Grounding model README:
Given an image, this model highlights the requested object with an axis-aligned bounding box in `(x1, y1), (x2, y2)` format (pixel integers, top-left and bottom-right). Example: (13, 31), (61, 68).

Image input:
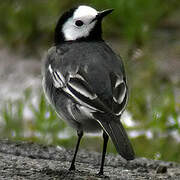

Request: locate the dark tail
(94, 113), (135, 160)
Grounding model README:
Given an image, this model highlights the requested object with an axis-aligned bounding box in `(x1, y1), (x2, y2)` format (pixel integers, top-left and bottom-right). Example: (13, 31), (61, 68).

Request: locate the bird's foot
(96, 171), (109, 178)
(97, 170), (104, 176)
(69, 164), (75, 171)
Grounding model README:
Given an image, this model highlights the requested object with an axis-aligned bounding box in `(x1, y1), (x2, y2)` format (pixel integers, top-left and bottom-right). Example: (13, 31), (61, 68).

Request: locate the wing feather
(48, 65), (109, 113)
(110, 72), (128, 115)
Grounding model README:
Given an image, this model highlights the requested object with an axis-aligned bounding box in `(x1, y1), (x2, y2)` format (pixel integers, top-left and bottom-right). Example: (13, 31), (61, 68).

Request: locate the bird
(42, 5), (135, 175)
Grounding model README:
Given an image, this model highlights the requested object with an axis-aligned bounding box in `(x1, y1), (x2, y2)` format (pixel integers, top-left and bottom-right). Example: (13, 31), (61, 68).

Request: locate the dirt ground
(0, 139), (179, 180)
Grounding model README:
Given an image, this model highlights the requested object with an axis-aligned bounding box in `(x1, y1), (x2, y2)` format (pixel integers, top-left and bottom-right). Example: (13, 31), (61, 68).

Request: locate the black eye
(75, 20), (84, 27)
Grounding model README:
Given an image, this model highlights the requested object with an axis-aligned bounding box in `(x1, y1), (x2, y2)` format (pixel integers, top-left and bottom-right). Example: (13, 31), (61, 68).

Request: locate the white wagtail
(42, 5), (135, 175)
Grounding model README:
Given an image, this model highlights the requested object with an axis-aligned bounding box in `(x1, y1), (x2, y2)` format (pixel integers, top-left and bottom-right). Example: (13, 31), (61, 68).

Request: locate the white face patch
(73, 5), (98, 19)
(62, 6), (98, 41)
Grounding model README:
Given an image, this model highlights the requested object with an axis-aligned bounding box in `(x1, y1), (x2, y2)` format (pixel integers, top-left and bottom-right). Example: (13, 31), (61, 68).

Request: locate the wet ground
(0, 48), (41, 103)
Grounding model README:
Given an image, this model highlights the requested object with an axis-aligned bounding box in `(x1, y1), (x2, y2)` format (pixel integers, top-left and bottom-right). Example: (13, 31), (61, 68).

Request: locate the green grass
(1, 89), (67, 144)
(127, 51), (179, 133)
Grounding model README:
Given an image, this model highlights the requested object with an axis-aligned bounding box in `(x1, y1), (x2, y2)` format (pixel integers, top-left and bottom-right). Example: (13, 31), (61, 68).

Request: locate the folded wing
(48, 64), (134, 160)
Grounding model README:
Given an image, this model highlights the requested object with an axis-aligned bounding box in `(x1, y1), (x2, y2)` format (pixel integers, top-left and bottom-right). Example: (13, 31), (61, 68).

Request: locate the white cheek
(62, 19), (96, 41)
(65, 27), (86, 41)
(63, 27), (80, 41)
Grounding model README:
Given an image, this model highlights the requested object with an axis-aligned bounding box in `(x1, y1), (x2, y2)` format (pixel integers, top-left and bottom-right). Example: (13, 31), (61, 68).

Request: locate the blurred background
(0, 0), (180, 162)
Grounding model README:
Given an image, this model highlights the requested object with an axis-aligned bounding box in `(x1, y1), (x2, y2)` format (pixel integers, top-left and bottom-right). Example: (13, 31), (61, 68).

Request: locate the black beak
(92, 9), (114, 22)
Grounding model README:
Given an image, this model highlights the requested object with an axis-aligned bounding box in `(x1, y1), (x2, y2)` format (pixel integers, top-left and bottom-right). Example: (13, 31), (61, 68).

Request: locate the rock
(156, 165), (167, 174)
(0, 139), (179, 179)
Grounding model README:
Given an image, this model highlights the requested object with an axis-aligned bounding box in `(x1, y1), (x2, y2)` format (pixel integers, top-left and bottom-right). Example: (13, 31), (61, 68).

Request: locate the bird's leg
(69, 130), (83, 171)
(98, 131), (109, 175)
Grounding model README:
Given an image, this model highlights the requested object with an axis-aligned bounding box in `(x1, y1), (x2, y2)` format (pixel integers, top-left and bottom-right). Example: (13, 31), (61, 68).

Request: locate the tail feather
(94, 113), (135, 160)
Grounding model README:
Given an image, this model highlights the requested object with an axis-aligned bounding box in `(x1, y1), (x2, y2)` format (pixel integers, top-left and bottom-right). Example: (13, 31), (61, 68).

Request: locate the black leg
(98, 131), (109, 175)
(69, 130), (83, 171)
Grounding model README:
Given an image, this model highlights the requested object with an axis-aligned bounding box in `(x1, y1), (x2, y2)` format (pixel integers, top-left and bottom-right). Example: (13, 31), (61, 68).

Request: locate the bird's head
(54, 5), (113, 45)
